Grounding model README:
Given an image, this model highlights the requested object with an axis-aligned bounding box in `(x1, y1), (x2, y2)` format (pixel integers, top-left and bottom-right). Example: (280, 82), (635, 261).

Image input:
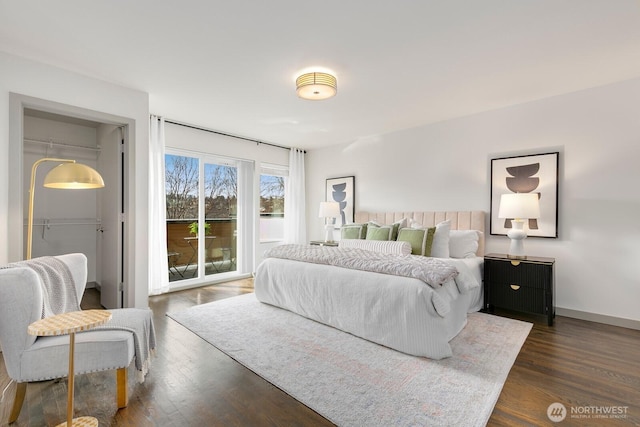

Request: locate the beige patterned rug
(169, 293), (531, 427)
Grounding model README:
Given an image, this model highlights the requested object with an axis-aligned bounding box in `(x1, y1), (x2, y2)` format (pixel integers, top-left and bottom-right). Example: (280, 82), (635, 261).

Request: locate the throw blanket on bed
(8, 256), (79, 318)
(264, 244), (458, 288)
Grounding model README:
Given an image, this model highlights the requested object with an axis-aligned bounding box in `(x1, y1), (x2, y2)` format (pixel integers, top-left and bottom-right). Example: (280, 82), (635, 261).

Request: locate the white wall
(306, 78), (640, 325)
(0, 51), (150, 308)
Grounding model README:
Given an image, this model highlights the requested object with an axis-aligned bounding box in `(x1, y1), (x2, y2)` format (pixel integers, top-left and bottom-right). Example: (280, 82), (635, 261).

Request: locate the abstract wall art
(326, 176), (355, 227)
(490, 152), (559, 238)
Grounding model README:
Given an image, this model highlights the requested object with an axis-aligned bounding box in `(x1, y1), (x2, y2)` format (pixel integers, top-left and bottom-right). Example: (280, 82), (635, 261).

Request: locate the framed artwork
(490, 152), (559, 238)
(326, 176), (355, 227)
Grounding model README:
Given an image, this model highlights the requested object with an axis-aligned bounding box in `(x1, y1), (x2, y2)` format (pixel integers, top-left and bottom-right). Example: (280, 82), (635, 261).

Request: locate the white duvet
(254, 256), (483, 359)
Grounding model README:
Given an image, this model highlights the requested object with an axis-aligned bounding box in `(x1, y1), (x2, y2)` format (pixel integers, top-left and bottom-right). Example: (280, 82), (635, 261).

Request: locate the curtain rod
(163, 119), (304, 153)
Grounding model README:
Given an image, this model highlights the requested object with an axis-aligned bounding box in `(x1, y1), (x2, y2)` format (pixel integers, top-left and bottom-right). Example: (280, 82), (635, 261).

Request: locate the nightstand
(484, 253), (555, 326)
(309, 240), (339, 247)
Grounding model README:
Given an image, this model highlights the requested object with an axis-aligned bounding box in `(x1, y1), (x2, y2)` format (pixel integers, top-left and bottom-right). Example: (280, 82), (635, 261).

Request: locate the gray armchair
(0, 253), (148, 424)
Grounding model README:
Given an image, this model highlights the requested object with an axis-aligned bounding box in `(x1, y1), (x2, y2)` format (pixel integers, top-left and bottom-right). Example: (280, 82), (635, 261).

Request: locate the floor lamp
(27, 158), (105, 260)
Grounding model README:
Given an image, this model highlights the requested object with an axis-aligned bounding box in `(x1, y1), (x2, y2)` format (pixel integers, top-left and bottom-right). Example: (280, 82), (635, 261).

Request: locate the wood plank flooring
(2, 279), (639, 426)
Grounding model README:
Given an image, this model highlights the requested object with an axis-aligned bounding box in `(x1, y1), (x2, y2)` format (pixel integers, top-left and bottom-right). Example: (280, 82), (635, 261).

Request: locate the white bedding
(254, 255), (483, 359)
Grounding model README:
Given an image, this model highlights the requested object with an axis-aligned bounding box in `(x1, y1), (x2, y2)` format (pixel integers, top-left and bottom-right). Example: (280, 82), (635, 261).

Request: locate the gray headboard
(354, 211), (485, 256)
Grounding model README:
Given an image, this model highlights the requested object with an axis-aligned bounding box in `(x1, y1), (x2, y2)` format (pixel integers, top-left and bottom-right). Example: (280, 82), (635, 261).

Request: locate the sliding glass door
(203, 162), (237, 276)
(165, 152), (238, 283)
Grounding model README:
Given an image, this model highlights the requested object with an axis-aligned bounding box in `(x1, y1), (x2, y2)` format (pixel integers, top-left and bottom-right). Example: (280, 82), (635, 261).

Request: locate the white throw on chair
(0, 253), (155, 424)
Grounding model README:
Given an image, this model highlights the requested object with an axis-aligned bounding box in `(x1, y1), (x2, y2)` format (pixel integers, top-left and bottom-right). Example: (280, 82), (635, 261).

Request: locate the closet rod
(24, 137), (101, 152)
(30, 222), (102, 227)
(163, 119), (305, 153)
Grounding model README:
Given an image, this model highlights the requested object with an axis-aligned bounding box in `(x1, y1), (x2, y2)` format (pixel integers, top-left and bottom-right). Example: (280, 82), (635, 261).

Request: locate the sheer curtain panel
(284, 148), (306, 244)
(148, 115), (170, 295)
(236, 160), (255, 273)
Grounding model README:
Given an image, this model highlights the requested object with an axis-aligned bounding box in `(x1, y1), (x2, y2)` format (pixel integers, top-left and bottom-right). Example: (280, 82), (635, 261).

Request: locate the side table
(28, 310), (112, 427)
(309, 240), (339, 247)
(484, 253), (555, 326)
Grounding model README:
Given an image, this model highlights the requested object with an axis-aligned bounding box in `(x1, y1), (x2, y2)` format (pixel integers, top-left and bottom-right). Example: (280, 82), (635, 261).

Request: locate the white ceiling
(2, 1), (640, 150)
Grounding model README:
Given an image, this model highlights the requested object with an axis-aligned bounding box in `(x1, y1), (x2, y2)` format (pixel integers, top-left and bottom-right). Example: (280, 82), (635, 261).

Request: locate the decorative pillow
(339, 239), (412, 255)
(396, 227), (436, 256)
(391, 218), (408, 239)
(341, 223), (368, 239)
(368, 218), (407, 240)
(449, 230), (480, 258)
(366, 225), (393, 241)
(430, 220), (451, 258)
(409, 218), (423, 229)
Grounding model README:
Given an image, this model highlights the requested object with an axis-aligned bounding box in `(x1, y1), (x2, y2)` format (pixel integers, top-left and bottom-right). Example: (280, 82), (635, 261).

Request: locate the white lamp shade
(498, 193), (540, 219)
(43, 163), (105, 189)
(319, 201), (340, 218)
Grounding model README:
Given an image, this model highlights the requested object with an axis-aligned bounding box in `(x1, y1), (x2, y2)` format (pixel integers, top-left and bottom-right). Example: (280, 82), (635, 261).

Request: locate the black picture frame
(326, 176), (355, 227)
(490, 152), (559, 238)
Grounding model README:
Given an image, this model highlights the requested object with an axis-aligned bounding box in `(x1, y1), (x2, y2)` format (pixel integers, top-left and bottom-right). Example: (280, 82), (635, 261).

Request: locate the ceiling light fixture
(296, 72), (337, 100)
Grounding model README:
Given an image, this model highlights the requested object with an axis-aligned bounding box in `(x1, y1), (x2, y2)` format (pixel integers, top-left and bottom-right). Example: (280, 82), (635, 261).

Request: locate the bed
(254, 211), (485, 359)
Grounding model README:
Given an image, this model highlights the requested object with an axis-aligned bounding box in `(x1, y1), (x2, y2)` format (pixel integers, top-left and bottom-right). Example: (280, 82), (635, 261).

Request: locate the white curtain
(284, 148), (306, 244)
(236, 160), (255, 273)
(148, 115), (170, 295)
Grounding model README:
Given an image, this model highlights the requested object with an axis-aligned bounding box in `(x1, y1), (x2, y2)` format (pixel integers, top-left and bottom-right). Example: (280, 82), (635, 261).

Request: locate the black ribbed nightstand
(484, 253), (555, 326)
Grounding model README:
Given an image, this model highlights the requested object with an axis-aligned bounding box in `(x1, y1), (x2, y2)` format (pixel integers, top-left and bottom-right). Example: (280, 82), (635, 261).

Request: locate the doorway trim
(9, 93), (136, 306)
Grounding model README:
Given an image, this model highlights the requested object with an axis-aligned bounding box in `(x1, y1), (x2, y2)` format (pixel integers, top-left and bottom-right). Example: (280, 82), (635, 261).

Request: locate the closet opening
(9, 94), (133, 309)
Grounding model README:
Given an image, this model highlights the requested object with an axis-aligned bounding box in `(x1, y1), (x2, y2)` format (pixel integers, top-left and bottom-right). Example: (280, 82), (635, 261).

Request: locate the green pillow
(367, 219), (406, 240)
(397, 227), (436, 256)
(366, 225), (393, 241)
(341, 223), (368, 239)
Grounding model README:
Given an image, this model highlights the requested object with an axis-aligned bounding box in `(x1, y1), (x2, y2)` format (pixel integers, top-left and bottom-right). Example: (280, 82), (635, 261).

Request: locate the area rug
(168, 293), (532, 427)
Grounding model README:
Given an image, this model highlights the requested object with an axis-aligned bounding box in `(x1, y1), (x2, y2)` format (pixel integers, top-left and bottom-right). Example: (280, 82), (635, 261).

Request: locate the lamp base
(324, 224), (335, 243)
(506, 219), (528, 259)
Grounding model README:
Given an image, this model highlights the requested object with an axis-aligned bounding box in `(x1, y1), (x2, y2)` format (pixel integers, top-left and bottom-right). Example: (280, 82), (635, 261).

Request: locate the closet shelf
(24, 138), (101, 152)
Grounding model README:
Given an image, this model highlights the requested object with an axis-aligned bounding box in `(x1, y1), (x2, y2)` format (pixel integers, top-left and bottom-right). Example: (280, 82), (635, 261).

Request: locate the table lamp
(498, 193), (540, 259)
(318, 201), (340, 243)
(27, 158), (105, 259)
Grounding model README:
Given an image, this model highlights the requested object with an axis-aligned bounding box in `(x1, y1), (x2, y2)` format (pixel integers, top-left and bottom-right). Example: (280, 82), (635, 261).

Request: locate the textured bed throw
(264, 244), (458, 288)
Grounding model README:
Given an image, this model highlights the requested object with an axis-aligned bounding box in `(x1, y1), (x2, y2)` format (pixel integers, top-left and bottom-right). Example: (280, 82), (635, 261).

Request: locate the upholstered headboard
(354, 211), (485, 256)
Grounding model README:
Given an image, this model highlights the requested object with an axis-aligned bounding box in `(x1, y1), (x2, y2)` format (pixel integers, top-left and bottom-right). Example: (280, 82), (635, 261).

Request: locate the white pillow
(430, 220), (451, 258)
(394, 217), (409, 230)
(449, 230), (480, 258)
(339, 239), (412, 255)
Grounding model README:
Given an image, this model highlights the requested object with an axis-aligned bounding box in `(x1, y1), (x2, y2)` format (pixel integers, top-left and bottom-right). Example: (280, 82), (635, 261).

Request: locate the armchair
(0, 253), (151, 424)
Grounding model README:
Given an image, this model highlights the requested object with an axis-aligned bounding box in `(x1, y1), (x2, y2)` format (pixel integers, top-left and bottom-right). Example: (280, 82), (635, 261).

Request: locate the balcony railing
(167, 218), (236, 281)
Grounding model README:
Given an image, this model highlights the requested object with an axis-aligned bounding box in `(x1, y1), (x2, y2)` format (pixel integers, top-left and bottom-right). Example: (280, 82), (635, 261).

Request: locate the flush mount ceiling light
(296, 72), (337, 100)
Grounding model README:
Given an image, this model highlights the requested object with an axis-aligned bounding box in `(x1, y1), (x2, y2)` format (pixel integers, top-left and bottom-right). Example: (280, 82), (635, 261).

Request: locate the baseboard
(557, 307), (640, 331)
(168, 273), (253, 293)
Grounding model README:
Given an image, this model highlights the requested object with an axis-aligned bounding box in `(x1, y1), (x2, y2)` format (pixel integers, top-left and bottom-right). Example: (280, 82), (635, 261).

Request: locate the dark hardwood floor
(2, 280), (639, 426)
